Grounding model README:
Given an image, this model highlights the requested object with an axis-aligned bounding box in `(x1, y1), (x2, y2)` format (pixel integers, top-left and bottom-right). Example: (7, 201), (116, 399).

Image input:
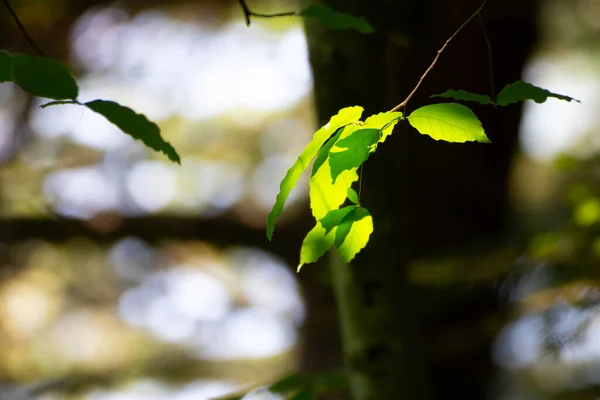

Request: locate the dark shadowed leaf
(408, 103), (490, 143)
(269, 375), (309, 394)
(496, 81), (580, 106)
(0, 51), (12, 82)
(300, 3), (374, 34)
(11, 54), (78, 100)
(329, 128), (380, 182)
(431, 89), (492, 105)
(290, 388), (316, 400)
(85, 100), (180, 163)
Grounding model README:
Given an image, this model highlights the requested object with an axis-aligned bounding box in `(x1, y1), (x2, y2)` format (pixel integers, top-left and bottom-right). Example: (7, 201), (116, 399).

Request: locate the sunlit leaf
(267, 106), (363, 239)
(312, 127), (344, 177)
(299, 222), (336, 270)
(496, 81), (579, 106)
(310, 125), (360, 220)
(300, 3), (374, 34)
(363, 111), (403, 143)
(347, 188), (359, 205)
(335, 207), (373, 263)
(0, 51), (12, 82)
(11, 54), (78, 100)
(431, 89), (492, 105)
(85, 100), (180, 163)
(329, 128), (380, 182)
(320, 206), (356, 234)
(574, 198), (600, 226)
(408, 103), (490, 143)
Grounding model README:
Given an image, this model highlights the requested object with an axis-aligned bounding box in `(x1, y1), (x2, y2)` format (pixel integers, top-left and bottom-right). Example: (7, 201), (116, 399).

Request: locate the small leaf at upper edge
(85, 100), (180, 163)
(431, 89), (492, 105)
(299, 3), (374, 34)
(496, 80), (580, 106)
(347, 188), (359, 205)
(267, 106), (364, 240)
(11, 53), (79, 100)
(408, 103), (490, 143)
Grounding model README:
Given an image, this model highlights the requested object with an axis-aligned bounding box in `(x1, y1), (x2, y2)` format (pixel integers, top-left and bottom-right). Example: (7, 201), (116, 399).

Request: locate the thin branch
(2, 0), (45, 56)
(237, 0), (297, 27)
(478, 12), (495, 102)
(389, 0), (490, 112)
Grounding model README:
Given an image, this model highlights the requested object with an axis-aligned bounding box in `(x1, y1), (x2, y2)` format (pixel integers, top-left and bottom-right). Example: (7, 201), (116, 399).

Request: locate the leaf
(319, 206), (356, 234)
(300, 3), (374, 34)
(11, 53), (79, 100)
(496, 81), (580, 106)
(335, 207), (373, 263)
(85, 100), (180, 163)
(267, 106), (363, 240)
(290, 389), (315, 400)
(431, 89), (492, 105)
(574, 198), (600, 227)
(347, 188), (359, 205)
(408, 103), (490, 143)
(270, 375), (309, 394)
(299, 222), (336, 270)
(310, 124), (360, 221)
(329, 128), (380, 183)
(0, 51), (12, 82)
(363, 111), (403, 143)
(312, 127), (344, 177)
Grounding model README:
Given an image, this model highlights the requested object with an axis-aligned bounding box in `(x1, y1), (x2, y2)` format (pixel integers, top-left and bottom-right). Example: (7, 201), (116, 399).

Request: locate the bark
(303, 0), (537, 398)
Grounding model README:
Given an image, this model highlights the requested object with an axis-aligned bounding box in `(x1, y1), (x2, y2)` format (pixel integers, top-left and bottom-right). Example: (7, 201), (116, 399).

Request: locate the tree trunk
(303, 0), (537, 399)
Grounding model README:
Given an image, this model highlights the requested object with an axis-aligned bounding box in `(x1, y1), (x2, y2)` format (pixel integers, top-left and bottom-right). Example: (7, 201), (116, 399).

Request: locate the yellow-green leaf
(363, 111), (403, 143)
(346, 188), (359, 205)
(267, 106), (363, 239)
(408, 103), (490, 143)
(335, 207), (373, 263)
(299, 222), (336, 270)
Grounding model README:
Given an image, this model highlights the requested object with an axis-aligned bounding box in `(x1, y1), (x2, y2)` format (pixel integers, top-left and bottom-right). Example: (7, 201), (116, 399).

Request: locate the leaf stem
(237, 0), (297, 27)
(389, 0), (490, 112)
(2, 0), (45, 56)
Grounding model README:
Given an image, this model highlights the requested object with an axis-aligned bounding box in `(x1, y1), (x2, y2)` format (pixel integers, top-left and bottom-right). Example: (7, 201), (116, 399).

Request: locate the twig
(478, 12), (495, 102)
(389, 0), (490, 112)
(237, 0), (297, 27)
(2, 0), (45, 56)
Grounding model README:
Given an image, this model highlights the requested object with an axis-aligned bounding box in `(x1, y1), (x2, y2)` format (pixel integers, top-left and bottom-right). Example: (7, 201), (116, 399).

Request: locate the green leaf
(312, 127), (344, 177)
(0, 51), (12, 82)
(431, 89), (492, 105)
(270, 375), (309, 394)
(84, 100), (180, 163)
(319, 206), (356, 234)
(363, 111), (403, 143)
(408, 103), (490, 143)
(329, 128), (380, 183)
(335, 207), (373, 263)
(347, 188), (359, 205)
(574, 198), (600, 226)
(267, 106), (363, 240)
(310, 125), (360, 220)
(11, 54), (79, 100)
(299, 222), (336, 270)
(300, 3), (374, 34)
(496, 81), (580, 106)
(290, 388), (315, 400)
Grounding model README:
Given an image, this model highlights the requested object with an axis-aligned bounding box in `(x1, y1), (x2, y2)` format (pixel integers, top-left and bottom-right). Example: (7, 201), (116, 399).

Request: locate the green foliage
(0, 51), (12, 82)
(85, 100), (180, 164)
(347, 188), (359, 205)
(334, 206), (373, 263)
(496, 80), (580, 106)
(408, 103), (490, 143)
(1, 52), (78, 99)
(329, 128), (380, 182)
(266, 106), (364, 240)
(431, 89), (492, 105)
(300, 3), (374, 34)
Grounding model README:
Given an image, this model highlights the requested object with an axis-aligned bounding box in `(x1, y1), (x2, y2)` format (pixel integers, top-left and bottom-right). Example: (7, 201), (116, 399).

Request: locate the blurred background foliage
(0, 0), (599, 399)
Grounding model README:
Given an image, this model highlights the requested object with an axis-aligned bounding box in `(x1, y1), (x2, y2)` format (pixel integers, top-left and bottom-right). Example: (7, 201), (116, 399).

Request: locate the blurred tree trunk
(303, 0), (537, 399)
